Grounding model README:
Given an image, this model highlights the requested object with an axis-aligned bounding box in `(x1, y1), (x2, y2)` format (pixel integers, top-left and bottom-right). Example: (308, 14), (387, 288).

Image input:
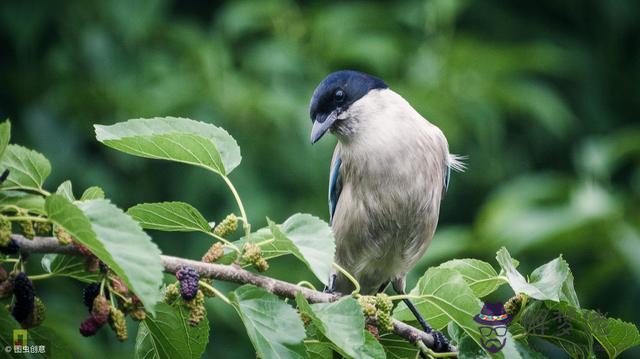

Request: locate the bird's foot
(430, 330), (453, 353)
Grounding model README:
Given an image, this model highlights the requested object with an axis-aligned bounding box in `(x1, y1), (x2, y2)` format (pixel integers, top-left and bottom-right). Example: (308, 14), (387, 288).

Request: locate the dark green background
(1, 0), (638, 357)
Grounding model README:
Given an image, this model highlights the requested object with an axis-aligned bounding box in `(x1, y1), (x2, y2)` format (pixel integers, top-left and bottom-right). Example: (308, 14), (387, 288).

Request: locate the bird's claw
(431, 330), (452, 353)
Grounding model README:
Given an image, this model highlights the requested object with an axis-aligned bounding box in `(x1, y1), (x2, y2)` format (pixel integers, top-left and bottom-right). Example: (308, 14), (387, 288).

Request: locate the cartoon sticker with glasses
(473, 302), (512, 353)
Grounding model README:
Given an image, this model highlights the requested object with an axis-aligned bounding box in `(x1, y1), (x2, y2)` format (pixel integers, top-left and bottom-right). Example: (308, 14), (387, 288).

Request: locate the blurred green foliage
(1, 0), (638, 357)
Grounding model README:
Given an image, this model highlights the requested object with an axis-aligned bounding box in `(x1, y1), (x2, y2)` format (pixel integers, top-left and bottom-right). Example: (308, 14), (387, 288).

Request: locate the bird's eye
(334, 89), (345, 102)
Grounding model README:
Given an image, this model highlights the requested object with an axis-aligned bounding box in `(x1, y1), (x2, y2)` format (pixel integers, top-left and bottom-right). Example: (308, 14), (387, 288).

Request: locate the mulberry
(377, 310), (393, 332)
(241, 243), (261, 263)
(130, 308), (146, 321)
(22, 297), (46, 328)
(0, 215), (11, 246)
(83, 283), (101, 312)
(79, 316), (102, 337)
(34, 221), (52, 236)
(0, 239), (19, 255)
(358, 296), (377, 317)
(54, 227), (73, 245)
(110, 277), (129, 296)
(202, 242), (224, 263)
(163, 283), (180, 303)
(184, 290), (206, 326)
(213, 214), (238, 238)
(11, 273), (35, 323)
(91, 295), (110, 325)
(19, 220), (35, 240)
(375, 293), (392, 313)
(109, 308), (128, 341)
(176, 266), (200, 301)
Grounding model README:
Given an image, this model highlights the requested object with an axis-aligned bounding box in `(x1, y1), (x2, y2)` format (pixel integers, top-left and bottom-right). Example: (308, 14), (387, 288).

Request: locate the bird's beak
(310, 110), (338, 144)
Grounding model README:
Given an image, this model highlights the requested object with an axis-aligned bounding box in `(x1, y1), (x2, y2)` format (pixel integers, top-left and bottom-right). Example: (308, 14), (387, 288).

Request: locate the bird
(309, 70), (463, 352)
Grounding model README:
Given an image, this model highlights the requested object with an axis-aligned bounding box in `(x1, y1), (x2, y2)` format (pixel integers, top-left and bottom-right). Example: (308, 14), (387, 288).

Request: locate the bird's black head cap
(309, 70), (387, 123)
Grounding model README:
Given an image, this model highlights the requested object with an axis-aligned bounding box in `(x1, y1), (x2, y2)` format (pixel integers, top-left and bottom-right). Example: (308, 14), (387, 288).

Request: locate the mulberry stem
(198, 280), (230, 305)
(332, 262), (360, 295)
(27, 273), (54, 281)
(222, 176), (250, 236)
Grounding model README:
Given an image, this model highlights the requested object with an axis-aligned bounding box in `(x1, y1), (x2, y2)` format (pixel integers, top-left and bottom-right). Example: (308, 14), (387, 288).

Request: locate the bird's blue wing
(328, 153), (342, 225)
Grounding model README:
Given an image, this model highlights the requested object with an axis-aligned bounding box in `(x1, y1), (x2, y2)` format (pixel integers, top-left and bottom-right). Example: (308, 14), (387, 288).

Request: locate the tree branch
(11, 234), (448, 352)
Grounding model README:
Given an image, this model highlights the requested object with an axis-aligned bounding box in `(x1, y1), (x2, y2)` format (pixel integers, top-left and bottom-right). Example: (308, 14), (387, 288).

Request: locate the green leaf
(127, 202), (211, 233)
(80, 186), (105, 200)
(560, 271), (580, 308)
(296, 293), (379, 359)
(379, 334), (419, 359)
(520, 301), (593, 358)
(393, 268), (483, 348)
(361, 331), (386, 359)
(56, 180), (75, 201)
(230, 285), (307, 359)
(0, 119), (10, 159)
(0, 144), (51, 193)
(439, 258), (506, 297)
(268, 214), (336, 286)
(41, 254), (99, 283)
(305, 341), (333, 359)
(95, 117), (241, 175)
(495, 247), (569, 302)
(583, 309), (640, 358)
(0, 190), (45, 214)
(45, 195), (163, 314)
(449, 322), (546, 359)
(135, 302), (209, 359)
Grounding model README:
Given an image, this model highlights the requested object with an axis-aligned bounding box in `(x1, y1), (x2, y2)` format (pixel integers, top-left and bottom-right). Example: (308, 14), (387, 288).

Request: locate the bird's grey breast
(331, 90), (449, 293)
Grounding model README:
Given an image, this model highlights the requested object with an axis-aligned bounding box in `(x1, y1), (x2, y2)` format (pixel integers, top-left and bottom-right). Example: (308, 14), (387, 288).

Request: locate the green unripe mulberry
(109, 308), (128, 341)
(0, 215), (11, 246)
(213, 214), (238, 238)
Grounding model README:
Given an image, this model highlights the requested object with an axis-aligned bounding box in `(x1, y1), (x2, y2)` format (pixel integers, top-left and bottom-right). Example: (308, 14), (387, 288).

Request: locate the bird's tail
(448, 153), (467, 172)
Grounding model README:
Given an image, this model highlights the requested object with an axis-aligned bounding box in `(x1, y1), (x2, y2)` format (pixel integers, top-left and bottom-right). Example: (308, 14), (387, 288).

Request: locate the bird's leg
(392, 277), (452, 353)
(323, 273), (337, 293)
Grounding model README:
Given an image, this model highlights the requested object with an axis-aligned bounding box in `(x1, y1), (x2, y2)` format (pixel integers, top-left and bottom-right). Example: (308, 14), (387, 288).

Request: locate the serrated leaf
(496, 247), (569, 302)
(296, 293), (382, 359)
(268, 214), (335, 286)
(0, 120), (10, 159)
(0, 144), (51, 193)
(135, 302), (209, 359)
(41, 254), (99, 283)
(560, 271), (580, 308)
(230, 285), (307, 359)
(0, 190), (45, 214)
(305, 341), (333, 359)
(583, 309), (640, 358)
(127, 202), (211, 233)
(80, 186), (105, 200)
(520, 301), (593, 358)
(361, 331), (386, 359)
(45, 195), (163, 315)
(95, 117), (241, 175)
(379, 333), (419, 359)
(56, 180), (75, 201)
(393, 268), (484, 349)
(439, 258), (506, 297)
